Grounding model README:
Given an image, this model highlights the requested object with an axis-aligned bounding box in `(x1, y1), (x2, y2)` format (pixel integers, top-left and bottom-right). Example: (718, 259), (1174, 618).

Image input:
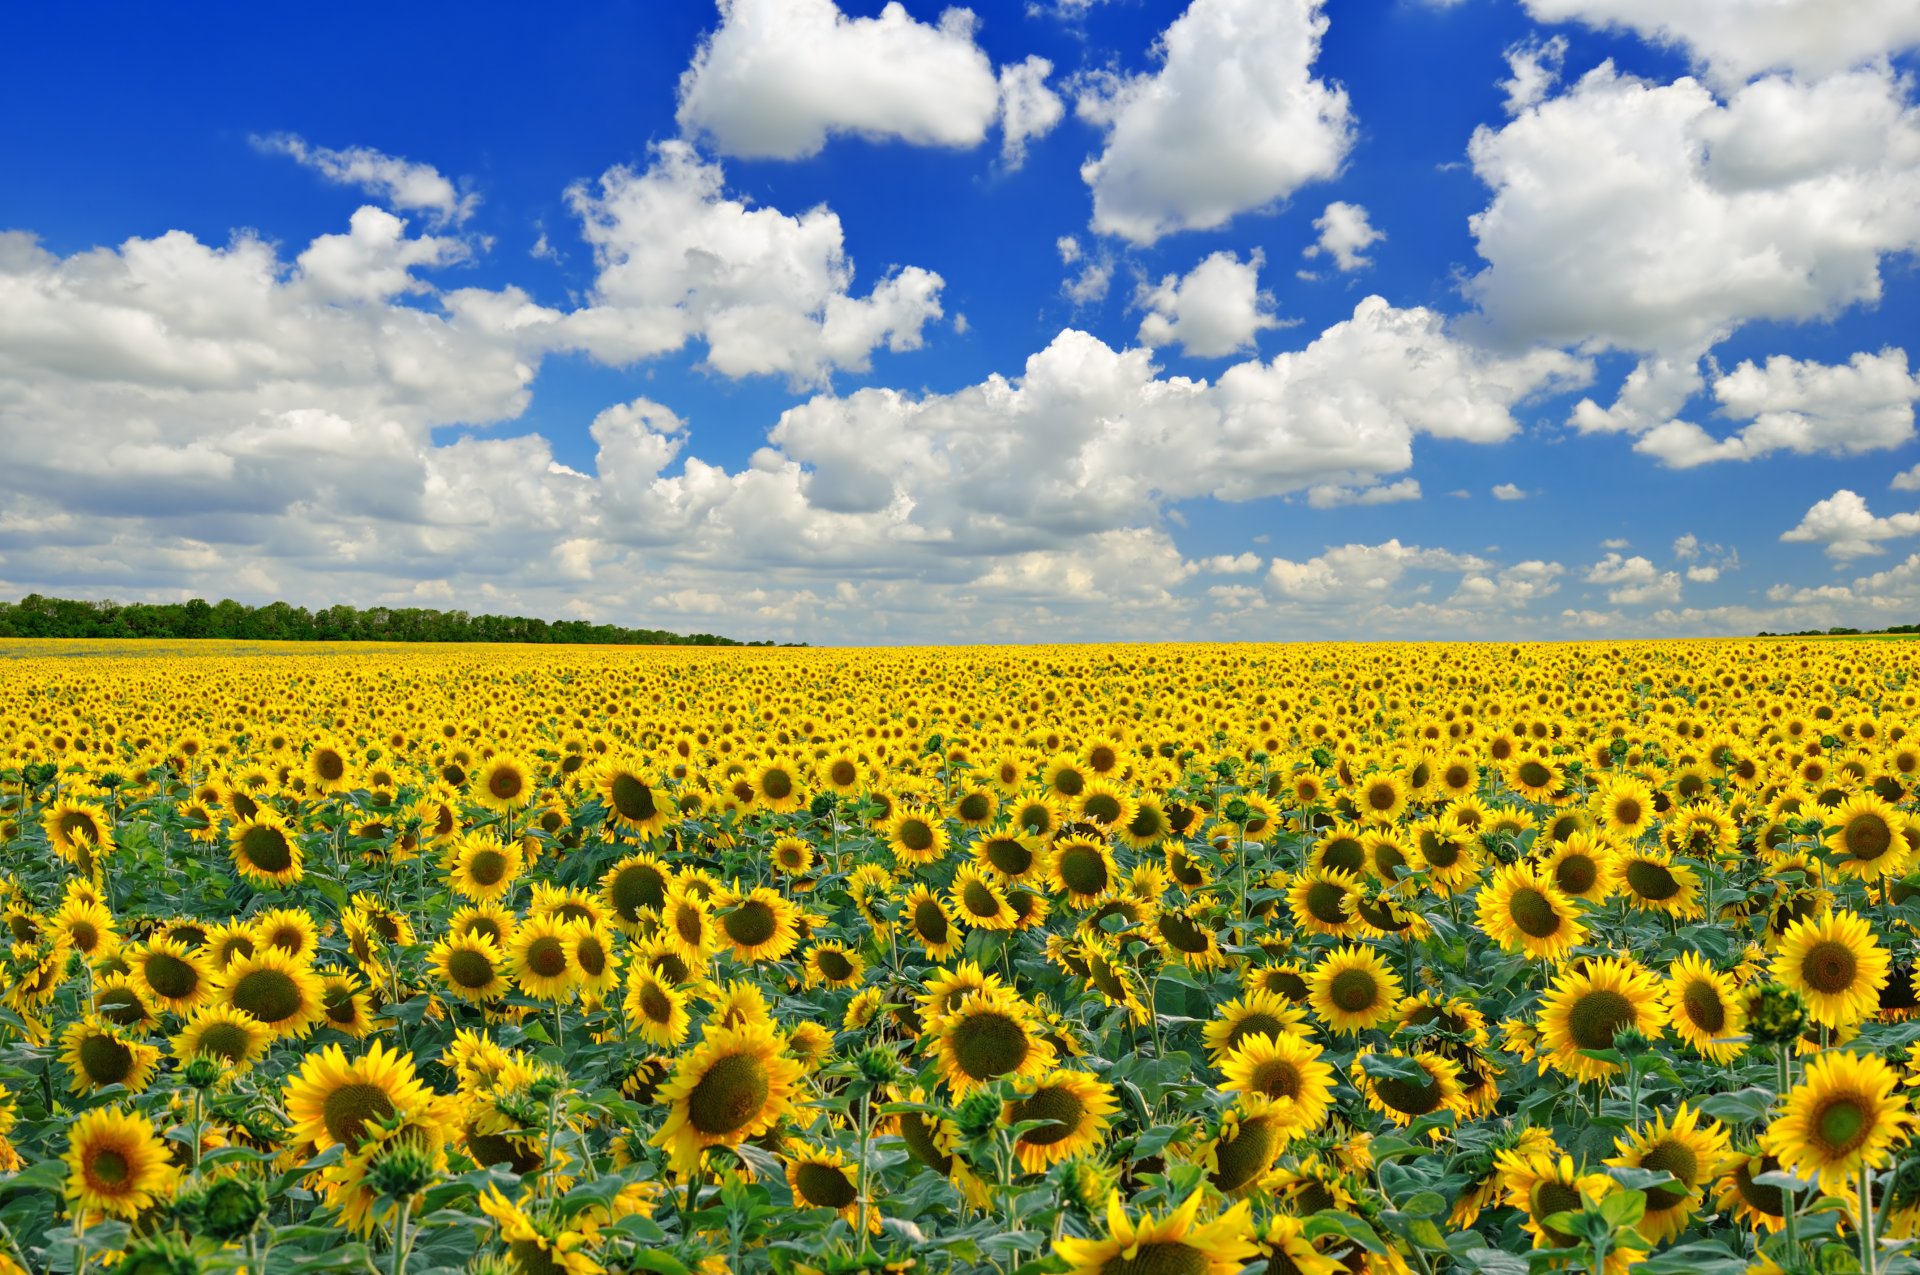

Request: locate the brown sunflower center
(793, 1160), (857, 1209)
(90, 1148), (131, 1188)
(1226, 1012), (1288, 1052)
(1372, 1066), (1444, 1116)
(1733, 1157), (1786, 1217)
(1625, 860), (1681, 902)
(1211, 1114), (1283, 1192)
(686, 1051), (771, 1136)
(609, 774), (657, 823)
(1082, 793), (1123, 824)
(1010, 1084), (1087, 1146)
(984, 838), (1034, 876)
(1553, 854), (1597, 896)
(1367, 783), (1397, 812)
(467, 849), (509, 887)
(1305, 881), (1349, 925)
(230, 968), (302, 1024)
(1509, 887), (1563, 938)
(1637, 1140), (1697, 1210)
(1681, 980), (1726, 1032)
(958, 793), (993, 822)
(962, 880), (1002, 918)
(949, 1010), (1030, 1081)
(1565, 989), (1633, 1051)
(1532, 1180), (1583, 1245)
(238, 824), (293, 873)
(1250, 1057), (1303, 1099)
(324, 1082), (397, 1149)
(145, 951), (200, 1001)
(487, 768), (524, 801)
(77, 1033), (133, 1084)
(1057, 846), (1110, 896)
(898, 818), (936, 853)
(1518, 761), (1553, 789)
(1101, 1241), (1211, 1275)
(525, 936), (570, 979)
(639, 983), (673, 1022)
(724, 901), (778, 948)
(1844, 813), (1895, 861)
(761, 769), (794, 801)
(1329, 969), (1381, 1014)
(195, 1021), (254, 1062)
(314, 750), (346, 782)
(914, 899), (951, 945)
(446, 948), (495, 989)
(815, 948), (856, 981)
(610, 864), (666, 920)
(1803, 940), (1859, 994)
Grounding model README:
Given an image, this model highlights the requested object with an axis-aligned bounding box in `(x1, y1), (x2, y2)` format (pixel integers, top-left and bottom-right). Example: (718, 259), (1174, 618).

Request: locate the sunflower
(769, 836), (814, 875)
(216, 945), (327, 1039)
(1772, 908), (1889, 1029)
(1495, 1150), (1614, 1252)
(1537, 831), (1618, 903)
(1616, 848), (1704, 918)
(802, 941), (865, 990)
(1827, 791), (1914, 879)
(596, 759), (670, 838)
(1287, 867), (1366, 939)
(1353, 772), (1408, 823)
(129, 936), (212, 1013)
(472, 752), (536, 813)
(285, 1040), (435, 1154)
(883, 807), (950, 867)
(451, 903), (517, 950)
(91, 977), (157, 1032)
(225, 809), (302, 886)
(1410, 813), (1481, 895)
(64, 1106), (175, 1220)
(901, 884), (962, 961)
(317, 966), (376, 1039)
(447, 832), (524, 904)
(305, 737), (356, 795)
(783, 1145), (868, 1227)
(1117, 796), (1174, 851)
(715, 887), (801, 964)
(50, 896), (117, 961)
(1055, 1193), (1256, 1275)
(1764, 1050), (1912, 1188)
(1535, 955), (1670, 1083)
(1203, 1098), (1294, 1195)
(1714, 1149), (1790, 1233)
(477, 1187), (602, 1275)
(1665, 952), (1747, 1063)
(1149, 903), (1227, 971)
(652, 1019), (807, 1176)
(931, 989), (1058, 1097)
(1047, 837), (1118, 907)
(1073, 779), (1138, 833)
(1257, 1217), (1339, 1275)
(1218, 1031), (1335, 1141)
(1202, 990), (1312, 1061)
(949, 865), (1018, 931)
(975, 830), (1044, 883)
(624, 967), (691, 1048)
(658, 885), (717, 970)
(59, 1016), (160, 1095)
(430, 933), (511, 1003)
(1476, 863), (1585, 961)
(1004, 1070), (1118, 1172)
(1352, 1048), (1465, 1129)
(600, 851), (673, 932)
(567, 923), (619, 1000)
(510, 914), (582, 1002)
(1606, 1103), (1731, 1243)
(1307, 945), (1405, 1035)
(171, 1004), (273, 1074)
(43, 799), (115, 874)
(951, 785), (1000, 830)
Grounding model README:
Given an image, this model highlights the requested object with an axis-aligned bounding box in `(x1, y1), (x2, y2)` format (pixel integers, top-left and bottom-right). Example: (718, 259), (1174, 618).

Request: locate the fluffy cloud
(1519, 0), (1920, 88)
(997, 56), (1066, 167)
(1491, 483), (1525, 500)
(255, 134), (477, 226)
(1466, 65), (1920, 355)
(675, 0), (1004, 159)
(1075, 0), (1353, 244)
(1305, 201), (1383, 271)
(1135, 250), (1280, 357)
(1501, 36), (1567, 114)
(1266, 540), (1485, 601)
(554, 142), (945, 385)
(1781, 490), (1920, 560)
(1638, 348), (1920, 466)
(1453, 559), (1565, 606)
(1583, 553), (1682, 604)
(1306, 478), (1420, 509)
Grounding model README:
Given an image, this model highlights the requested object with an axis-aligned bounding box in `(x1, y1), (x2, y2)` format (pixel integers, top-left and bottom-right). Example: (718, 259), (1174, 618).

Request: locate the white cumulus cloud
(255, 134), (478, 226)
(1135, 250), (1281, 358)
(1782, 490), (1920, 561)
(1305, 201), (1384, 271)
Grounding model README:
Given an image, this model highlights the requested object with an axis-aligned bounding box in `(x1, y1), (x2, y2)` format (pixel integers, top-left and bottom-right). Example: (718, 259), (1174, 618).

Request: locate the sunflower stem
(389, 1197), (412, 1275)
(1860, 1161), (1878, 1275)
(855, 1089), (872, 1252)
(1777, 1047), (1800, 1255)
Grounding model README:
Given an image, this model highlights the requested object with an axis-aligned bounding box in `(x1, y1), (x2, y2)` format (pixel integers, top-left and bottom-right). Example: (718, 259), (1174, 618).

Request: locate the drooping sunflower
(228, 809), (303, 886)
(1665, 952), (1748, 1063)
(1476, 863), (1585, 961)
(1617, 848), (1704, 919)
(472, 752), (536, 813)
(1202, 990), (1312, 1061)
(170, 1004), (273, 1074)
(430, 933), (511, 1004)
(64, 1106), (175, 1220)
(783, 1144), (868, 1227)
(1352, 1048), (1466, 1130)
(1827, 791), (1914, 879)
(715, 887), (801, 964)
(285, 1040), (435, 1154)
(477, 1186), (601, 1275)
(884, 807), (951, 868)
(1535, 955), (1670, 1083)
(1763, 1050), (1912, 1188)
(624, 967), (691, 1048)
(447, 832), (524, 904)
(1307, 944), (1405, 1035)
(59, 1015), (160, 1096)
(597, 759), (670, 838)
(1772, 908), (1890, 1029)
(1218, 1031), (1335, 1141)
(948, 865), (1018, 931)
(652, 1019), (807, 1176)
(216, 945), (327, 1040)
(1606, 1103), (1731, 1243)
(931, 989), (1058, 1097)
(1055, 1193), (1256, 1275)
(510, 914), (582, 1003)
(1003, 1069), (1118, 1172)
(1204, 1097), (1295, 1195)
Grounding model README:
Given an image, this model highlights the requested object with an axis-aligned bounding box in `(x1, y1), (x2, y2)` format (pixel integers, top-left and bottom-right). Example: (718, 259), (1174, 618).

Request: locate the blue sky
(3, 0), (1919, 643)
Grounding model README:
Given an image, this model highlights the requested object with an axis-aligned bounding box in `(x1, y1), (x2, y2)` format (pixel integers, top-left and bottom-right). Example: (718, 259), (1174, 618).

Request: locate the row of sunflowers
(0, 638), (1916, 1275)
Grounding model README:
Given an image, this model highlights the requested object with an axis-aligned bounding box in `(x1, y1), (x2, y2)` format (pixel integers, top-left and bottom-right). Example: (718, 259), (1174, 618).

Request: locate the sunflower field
(3, 638), (1920, 1275)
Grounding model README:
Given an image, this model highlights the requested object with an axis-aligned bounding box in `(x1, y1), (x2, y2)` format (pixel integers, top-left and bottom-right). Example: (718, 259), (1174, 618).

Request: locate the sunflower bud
(182, 1055), (223, 1091)
(368, 1138), (439, 1201)
(952, 1089), (1002, 1141)
(186, 1175), (268, 1241)
(1744, 982), (1810, 1044)
(527, 1073), (565, 1106)
(1222, 797), (1252, 824)
(117, 1234), (201, 1275)
(856, 1046), (903, 1087)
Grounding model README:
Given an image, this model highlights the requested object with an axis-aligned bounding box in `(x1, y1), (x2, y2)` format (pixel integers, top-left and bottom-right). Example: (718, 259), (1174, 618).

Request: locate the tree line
(0, 594), (777, 646)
